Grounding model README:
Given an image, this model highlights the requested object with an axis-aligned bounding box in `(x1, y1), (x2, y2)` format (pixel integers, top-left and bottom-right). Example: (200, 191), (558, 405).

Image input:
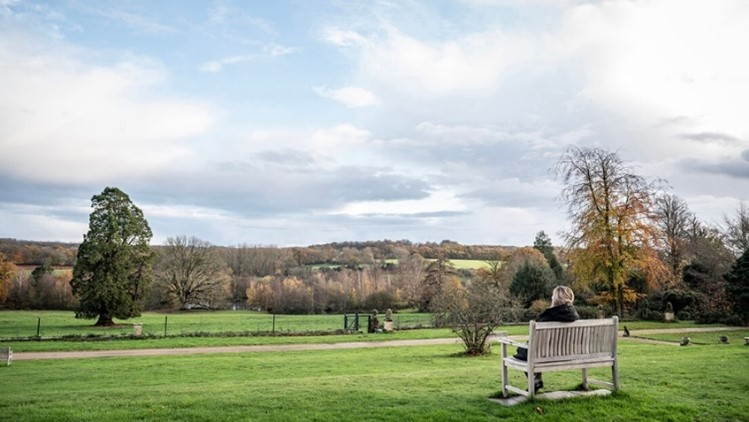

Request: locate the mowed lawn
(0, 310), (436, 340)
(2, 339), (748, 421)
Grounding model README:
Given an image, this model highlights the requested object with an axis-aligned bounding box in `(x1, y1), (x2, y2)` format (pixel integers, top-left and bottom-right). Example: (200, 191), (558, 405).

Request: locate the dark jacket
(514, 304), (579, 361)
(536, 304), (579, 322)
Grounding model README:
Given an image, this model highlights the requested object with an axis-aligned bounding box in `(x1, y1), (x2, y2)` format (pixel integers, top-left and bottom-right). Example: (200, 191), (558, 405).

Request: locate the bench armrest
(496, 337), (527, 348)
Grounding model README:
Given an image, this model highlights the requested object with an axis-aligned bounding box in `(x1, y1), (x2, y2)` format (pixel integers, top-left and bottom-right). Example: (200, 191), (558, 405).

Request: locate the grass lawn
(0, 310), (435, 339)
(1, 338), (748, 421)
(633, 329), (749, 345)
(0, 310), (733, 353)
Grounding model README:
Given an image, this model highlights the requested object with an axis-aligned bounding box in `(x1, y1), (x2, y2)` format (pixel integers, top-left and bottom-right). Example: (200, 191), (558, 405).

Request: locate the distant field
(448, 259), (491, 269)
(311, 259), (491, 270)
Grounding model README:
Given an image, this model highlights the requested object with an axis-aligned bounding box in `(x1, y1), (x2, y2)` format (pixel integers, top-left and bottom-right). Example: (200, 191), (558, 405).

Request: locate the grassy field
(0, 310), (436, 340)
(1, 335), (748, 421)
(0, 310), (729, 353)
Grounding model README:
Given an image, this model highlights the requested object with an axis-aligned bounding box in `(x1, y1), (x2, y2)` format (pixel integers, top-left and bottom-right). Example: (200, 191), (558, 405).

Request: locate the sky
(1, 0), (748, 248)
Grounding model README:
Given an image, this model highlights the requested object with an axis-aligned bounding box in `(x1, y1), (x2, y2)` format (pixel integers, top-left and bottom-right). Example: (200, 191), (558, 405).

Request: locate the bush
(529, 299), (550, 315)
(362, 291), (396, 312)
(677, 309), (692, 321)
(576, 305), (600, 319)
(694, 310), (737, 325)
(645, 311), (665, 322)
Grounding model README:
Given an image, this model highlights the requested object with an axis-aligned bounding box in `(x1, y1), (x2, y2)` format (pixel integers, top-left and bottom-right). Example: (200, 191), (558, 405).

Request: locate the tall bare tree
(155, 236), (229, 309)
(553, 146), (665, 316)
(724, 202), (749, 256)
(654, 193), (693, 285)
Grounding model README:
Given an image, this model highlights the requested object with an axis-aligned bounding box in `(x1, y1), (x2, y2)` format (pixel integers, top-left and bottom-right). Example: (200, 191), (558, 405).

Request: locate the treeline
(0, 239), (77, 266)
(0, 238), (511, 269)
(0, 238), (507, 314)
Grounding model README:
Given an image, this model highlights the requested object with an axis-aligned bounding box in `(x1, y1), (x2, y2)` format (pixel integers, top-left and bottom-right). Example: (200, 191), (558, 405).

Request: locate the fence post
(164, 316), (168, 337)
(36, 317), (41, 338)
(354, 312), (359, 331)
(344, 314), (348, 330)
(272, 314), (276, 334)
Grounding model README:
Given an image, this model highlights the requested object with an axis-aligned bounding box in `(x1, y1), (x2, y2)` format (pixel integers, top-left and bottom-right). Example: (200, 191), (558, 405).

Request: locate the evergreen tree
(70, 187), (155, 326)
(724, 249), (749, 324)
(533, 231), (564, 282)
(510, 261), (555, 307)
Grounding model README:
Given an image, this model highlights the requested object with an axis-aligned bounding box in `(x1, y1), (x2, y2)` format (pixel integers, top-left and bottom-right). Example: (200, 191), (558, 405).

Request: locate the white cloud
(200, 44), (296, 73)
(337, 190), (465, 216)
(0, 203), (87, 242)
(0, 38), (214, 184)
(348, 25), (537, 95)
(91, 8), (175, 34)
(556, 0), (749, 158)
(322, 27), (366, 47)
(313, 85), (379, 108)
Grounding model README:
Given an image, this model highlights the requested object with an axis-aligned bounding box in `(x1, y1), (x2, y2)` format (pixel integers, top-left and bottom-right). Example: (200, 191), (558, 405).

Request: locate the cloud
(556, 0), (749, 141)
(0, 37), (214, 185)
(90, 7), (176, 34)
(200, 44), (296, 72)
(684, 157), (749, 180)
(680, 132), (744, 144)
(322, 27), (366, 47)
(313, 85), (379, 108)
(356, 25), (536, 95)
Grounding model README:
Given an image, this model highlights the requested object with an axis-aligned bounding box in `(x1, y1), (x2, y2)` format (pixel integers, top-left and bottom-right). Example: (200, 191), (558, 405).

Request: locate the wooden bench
(497, 317), (619, 398)
(1, 346), (12, 366)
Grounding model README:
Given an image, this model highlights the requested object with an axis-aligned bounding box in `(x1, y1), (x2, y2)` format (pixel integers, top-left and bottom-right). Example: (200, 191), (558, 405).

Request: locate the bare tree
(433, 276), (512, 356)
(155, 236), (230, 309)
(724, 202), (749, 256)
(654, 193), (693, 285)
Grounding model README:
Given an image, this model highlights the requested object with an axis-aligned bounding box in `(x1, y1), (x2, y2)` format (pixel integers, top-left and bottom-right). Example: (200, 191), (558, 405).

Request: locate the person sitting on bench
(514, 285), (580, 392)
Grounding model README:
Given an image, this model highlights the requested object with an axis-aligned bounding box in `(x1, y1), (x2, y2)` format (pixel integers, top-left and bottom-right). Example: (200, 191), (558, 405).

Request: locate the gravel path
(11, 327), (740, 361)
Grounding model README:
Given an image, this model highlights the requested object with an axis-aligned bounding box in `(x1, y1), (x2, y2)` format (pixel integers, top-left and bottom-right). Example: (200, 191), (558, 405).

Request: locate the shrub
(576, 305), (600, 319)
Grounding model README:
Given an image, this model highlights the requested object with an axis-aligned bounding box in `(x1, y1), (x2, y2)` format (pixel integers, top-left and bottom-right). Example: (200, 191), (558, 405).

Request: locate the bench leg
(612, 361), (620, 390)
(501, 344), (509, 398)
(528, 370), (536, 398)
(581, 368), (589, 391)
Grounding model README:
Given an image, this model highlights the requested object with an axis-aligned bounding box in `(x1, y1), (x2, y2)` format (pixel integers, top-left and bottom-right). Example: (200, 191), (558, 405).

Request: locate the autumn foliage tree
(0, 253), (15, 304)
(553, 146), (665, 316)
(71, 187), (155, 326)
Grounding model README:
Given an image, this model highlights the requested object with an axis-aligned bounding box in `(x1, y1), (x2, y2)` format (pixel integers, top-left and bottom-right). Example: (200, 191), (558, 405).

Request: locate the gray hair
(551, 286), (575, 307)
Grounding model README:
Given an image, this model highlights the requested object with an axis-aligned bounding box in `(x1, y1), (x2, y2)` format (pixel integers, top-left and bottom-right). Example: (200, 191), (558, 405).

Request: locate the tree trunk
(95, 314), (114, 326)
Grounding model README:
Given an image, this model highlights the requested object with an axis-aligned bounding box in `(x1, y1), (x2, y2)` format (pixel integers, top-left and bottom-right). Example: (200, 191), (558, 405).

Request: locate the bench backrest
(528, 317), (618, 363)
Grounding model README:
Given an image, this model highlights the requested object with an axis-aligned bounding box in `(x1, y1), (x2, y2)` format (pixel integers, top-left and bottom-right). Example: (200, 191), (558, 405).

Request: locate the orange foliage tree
(553, 146), (667, 316)
(0, 253), (16, 303)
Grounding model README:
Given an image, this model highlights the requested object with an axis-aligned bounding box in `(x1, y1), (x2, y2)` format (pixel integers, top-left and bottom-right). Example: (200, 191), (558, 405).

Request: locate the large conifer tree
(71, 187), (155, 326)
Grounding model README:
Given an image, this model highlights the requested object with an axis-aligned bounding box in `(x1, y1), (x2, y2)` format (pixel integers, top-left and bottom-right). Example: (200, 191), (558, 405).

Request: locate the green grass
(1, 339), (748, 421)
(0, 310), (435, 339)
(634, 329), (749, 345)
(2, 328), (456, 353)
(1, 310), (731, 353)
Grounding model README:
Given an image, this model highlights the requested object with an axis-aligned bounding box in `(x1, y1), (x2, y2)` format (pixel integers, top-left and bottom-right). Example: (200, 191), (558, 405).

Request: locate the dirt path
(13, 338), (465, 361)
(12, 327), (741, 361)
